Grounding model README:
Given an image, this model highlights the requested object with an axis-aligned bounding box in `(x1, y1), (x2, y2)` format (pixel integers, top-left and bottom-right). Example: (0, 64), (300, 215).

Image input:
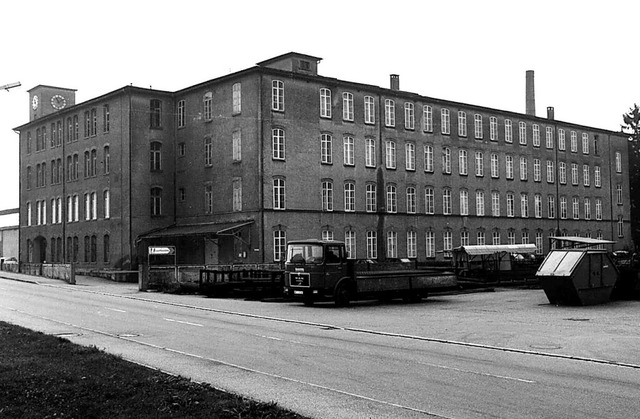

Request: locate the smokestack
(390, 74), (400, 91)
(547, 106), (555, 120)
(525, 70), (535, 116)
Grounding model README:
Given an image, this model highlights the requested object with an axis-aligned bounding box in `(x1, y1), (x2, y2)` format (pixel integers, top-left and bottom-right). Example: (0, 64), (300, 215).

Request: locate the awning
(548, 236), (615, 246)
(453, 244), (538, 256)
(139, 220), (254, 239)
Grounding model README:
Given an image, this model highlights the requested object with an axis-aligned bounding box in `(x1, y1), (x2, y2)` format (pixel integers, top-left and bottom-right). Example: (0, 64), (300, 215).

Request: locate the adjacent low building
(13, 52), (632, 272)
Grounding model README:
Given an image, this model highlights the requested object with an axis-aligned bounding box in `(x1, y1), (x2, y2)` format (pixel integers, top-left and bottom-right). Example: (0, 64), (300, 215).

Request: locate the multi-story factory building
(14, 52), (632, 271)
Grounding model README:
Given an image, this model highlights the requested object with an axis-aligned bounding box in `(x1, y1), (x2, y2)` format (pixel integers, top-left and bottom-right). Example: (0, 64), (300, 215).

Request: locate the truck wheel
(403, 291), (422, 303)
(334, 283), (352, 307)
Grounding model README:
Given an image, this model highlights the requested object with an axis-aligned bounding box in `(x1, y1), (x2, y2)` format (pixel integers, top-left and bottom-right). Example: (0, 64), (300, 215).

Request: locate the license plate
(293, 290), (303, 295)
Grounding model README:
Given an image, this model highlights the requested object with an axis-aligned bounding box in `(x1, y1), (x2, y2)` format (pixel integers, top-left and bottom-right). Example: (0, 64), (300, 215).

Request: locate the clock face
(51, 94), (66, 110)
(31, 95), (39, 110)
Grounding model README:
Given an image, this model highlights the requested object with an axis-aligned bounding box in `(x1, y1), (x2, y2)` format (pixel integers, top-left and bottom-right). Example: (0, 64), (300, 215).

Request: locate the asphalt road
(1, 276), (639, 418)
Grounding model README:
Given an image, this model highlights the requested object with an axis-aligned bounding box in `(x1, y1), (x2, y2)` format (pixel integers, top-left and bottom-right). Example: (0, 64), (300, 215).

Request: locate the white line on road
(417, 360), (536, 384)
(164, 318), (203, 327)
(106, 308), (127, 313)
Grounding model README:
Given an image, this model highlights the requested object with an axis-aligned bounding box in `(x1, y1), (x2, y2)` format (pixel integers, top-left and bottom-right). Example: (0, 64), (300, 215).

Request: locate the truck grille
(289, 272), (310, 287)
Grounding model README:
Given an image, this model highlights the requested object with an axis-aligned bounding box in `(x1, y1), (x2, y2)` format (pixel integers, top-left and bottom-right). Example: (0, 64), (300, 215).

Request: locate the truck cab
(284, 239), (350, 305)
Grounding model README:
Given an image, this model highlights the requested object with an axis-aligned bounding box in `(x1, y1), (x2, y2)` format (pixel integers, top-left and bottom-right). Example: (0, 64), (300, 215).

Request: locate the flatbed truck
(283, 239), (457, 306)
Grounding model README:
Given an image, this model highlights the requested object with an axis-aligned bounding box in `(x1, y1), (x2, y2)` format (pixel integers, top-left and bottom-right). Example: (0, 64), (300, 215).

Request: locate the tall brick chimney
(526, 70), (535, 116)
(390, 74), (400, 91)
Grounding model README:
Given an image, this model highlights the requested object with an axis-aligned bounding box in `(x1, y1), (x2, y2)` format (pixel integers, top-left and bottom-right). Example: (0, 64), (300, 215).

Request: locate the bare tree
(623, 104), (640, 250)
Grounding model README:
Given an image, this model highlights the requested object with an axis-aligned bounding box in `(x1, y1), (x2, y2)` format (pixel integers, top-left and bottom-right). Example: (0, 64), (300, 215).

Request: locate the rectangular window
(366, 184), (377, 212)
(615, 152), (622, 173)
(535, 232), (544, 255)
(477, 231), (486, 245)
(490, 153), (499, 178)
(273, 178), (285, 210)
(534, 159), (541, 182)
(366, 231), (377, 259)
(442, 148), (451, 174)
(532, 124), (540, 147)
(617, 184), (623, 204)
(272, 80), (284, 111)
(505, 155), (514, 179)
(583, 165), (590, 186)
(570, 131), (578, 152)
(425, 187), (435, 215)
(233, 83), (242, 114)
(233, 178), (242, 212)
(494, 191), (504, 217)
(406, 143), (415, 171)
(150, 142), (162, 171)
(476, 190), (485, 216)
(204, 137), (213, 167)
(573, 197), (580, 219)
(232, 130), (242, 162)
(386, 141), (396, 169)
(273, 230), (286, 262)
(426, 231), (435, 258)
(558, 129), (566, 150)
(519, 122), (527, 145)
(595, 199), (602, 220)
(520, 193), (529, 218)
(559, 162), (567, 184)
(404, 102), (415, 130)
(322, 181), (334, 211)
(505, 119), (513, 143)
(571, 163), (579, 185)
(475, 151), (484, 177)
(203, 92), (213, 121)
(474, 114), (483, 139)
(343, 92), (354, 121)
(406, 187), (416, 214)
(490, 116), (498, 141)
(205, 185), (213, 214)
(387, 231), (398, 258)
(443, 231), (453, 258)
(424, 145), (434, 172)
(547, 161), (554, 183)
(460, 190), (469, 216)
(364, 96), (375, 124)
(103, 104), (110, 133)
(548, 196), (556, 219)
(343, 136), (354, 166)
(618, 216), (624, 238)
(150, 188), (162, 216)
(321, 134), (333, 164)
(492, 231), (501, 245)
(594, 166), (601, 187)
(459, 150), (468, 175)
(386, 184), (397, 213)
(458, 111), (467, 137)
(344, 182), (355, 212)
(520, 157), (528, 181)
(582, 133), (589, 154)
(177, 100), (186, 128)
(365, 138), (375, 167)
(546, 127), (553, 149)
(442, 189), (452, 215)
(272, 128), (285, 160)
(385, 99), (395, 127)
(441, 108), (450, 134)
(506, 193), (515, 217)
(320, 88), (332, 118)
(534, 194), (542, 218)
(423, 105), (433, 132)
(584, 198), (591, 220)
(407, 231), (417, 259)
(560, 197), (567, 219)
(345, 231), (356, 259)
(150, 100), (162, 128)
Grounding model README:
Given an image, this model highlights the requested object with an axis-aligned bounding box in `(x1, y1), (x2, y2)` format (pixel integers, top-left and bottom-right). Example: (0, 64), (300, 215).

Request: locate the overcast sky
(1, 0), (638, 225)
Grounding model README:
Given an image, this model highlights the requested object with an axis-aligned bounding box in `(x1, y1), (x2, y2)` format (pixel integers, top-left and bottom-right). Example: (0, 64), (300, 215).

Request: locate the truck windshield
(286, 244), (324, 264)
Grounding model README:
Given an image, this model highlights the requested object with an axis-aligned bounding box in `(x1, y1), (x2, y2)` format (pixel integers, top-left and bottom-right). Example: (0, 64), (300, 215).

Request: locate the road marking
(106, 307), (126, 313)
(257, 334), (282, 341)
(417, 360), (536, 384)
(164, 318), (203, 327)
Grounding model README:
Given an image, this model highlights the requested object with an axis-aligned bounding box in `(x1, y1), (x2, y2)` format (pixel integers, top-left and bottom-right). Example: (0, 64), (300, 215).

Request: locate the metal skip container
(536, 247), (618, 306)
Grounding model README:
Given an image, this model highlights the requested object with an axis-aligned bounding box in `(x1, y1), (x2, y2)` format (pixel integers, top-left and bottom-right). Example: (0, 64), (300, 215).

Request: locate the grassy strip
(0, 321), (308, 418)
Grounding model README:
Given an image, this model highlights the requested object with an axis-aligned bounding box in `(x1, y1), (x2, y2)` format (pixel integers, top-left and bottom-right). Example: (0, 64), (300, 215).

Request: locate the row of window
(272, 178), (623, 216)
(272, 227), (618, 262)
(27, 105), (110, 154)
(26, 235), (110, 264)
(25, 190), (110, 226)
(176, 83), (242, 128)
(26, 146), (110, 189)
(276, 82), (600, 154)
(302, 134), (623, 180)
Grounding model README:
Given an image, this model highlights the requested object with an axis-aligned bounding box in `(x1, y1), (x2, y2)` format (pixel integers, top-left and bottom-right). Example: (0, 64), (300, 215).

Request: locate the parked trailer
(283, 239), (457, 306)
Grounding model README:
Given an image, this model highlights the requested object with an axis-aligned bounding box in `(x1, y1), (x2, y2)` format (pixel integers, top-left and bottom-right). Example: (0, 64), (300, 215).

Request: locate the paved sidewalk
(0, 270), (139, 295)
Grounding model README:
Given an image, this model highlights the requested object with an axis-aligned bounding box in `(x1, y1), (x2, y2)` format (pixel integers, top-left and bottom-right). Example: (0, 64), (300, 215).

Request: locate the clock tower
(28, 85), (77, 121)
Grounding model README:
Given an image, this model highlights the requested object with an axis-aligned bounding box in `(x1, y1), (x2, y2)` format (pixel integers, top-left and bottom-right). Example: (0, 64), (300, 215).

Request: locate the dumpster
(536, 248), (618, 305)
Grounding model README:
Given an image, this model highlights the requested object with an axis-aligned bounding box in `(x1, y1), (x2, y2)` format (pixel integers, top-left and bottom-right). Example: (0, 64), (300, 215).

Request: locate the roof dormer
(257, 52), (322, 76)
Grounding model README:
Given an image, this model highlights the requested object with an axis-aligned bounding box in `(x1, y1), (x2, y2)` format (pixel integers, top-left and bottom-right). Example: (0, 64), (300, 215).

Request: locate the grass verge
(0, 321), (308, 418)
